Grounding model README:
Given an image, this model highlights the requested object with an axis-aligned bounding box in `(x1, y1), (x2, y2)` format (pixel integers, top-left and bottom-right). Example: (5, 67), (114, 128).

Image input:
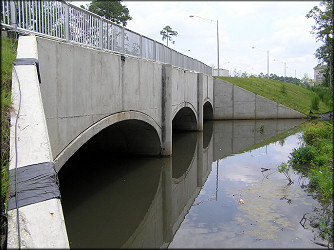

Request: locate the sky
(71, 1), (324, 79)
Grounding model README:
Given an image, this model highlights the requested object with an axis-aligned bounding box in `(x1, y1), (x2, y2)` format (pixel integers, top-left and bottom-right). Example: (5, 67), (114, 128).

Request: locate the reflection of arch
(203, 120), (213, 149)
(203, 101), (213, 120)
(172, 103), (198, 131)
(172, 132), (198, 179)
(55, 111), (161, 171)
(58, 151), (163, 248)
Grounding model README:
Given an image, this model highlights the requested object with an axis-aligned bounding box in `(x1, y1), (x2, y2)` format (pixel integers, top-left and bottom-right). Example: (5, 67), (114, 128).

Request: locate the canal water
(58, 119), (329, 248)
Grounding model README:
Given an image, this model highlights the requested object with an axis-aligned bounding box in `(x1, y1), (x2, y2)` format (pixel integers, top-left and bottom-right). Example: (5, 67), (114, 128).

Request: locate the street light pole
(267, 50), (269, 79)
(190, 15), (220, 76)
(216, 19), (220, 77)
(252, 46), (269, 79)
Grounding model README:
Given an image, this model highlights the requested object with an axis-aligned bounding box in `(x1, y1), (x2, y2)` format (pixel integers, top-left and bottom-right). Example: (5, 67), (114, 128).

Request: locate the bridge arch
(172, 102), (198, 131)
(55, 111), (161, 171)
(203, 100), (213, 120)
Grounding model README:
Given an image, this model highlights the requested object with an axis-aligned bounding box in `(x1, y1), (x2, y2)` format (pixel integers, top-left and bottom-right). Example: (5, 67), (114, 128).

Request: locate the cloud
(71, 1), (322, 78)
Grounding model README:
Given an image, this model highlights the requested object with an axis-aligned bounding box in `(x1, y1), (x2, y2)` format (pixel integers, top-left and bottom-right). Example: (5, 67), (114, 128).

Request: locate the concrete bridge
(58, 119), (305, 248)
(7, 35), (306, 248)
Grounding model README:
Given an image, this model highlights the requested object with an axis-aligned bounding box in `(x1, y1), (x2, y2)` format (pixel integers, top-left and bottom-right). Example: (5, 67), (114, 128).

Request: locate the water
(58, 119), (329, 248)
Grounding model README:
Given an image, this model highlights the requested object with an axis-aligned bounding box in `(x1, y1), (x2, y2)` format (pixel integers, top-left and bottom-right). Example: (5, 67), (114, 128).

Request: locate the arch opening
(58, 122), (163, 248)
(82, 119), (161, 157)
(172, 107), (197, 131)
(203, 101), (213, 120)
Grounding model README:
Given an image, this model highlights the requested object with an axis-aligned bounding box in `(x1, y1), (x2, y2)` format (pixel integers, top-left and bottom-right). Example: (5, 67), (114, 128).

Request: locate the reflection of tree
(278, 138), (285, 146)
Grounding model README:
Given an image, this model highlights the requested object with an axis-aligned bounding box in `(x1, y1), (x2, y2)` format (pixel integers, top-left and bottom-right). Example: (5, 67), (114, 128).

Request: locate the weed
(1, 35), (17, 249)
(311, 95), (320, 111)
(280, 84), (287, 94)
(278, 162), (293, 184)
(258, 125), (264, 135)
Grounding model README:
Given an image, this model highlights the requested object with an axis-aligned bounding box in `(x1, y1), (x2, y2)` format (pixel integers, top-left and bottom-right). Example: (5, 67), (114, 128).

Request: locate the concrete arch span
(172, 103), (198, 131)
(55, 111), (162, 172)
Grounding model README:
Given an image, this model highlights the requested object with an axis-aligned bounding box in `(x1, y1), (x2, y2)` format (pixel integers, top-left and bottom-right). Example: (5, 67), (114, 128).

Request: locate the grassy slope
(217, 76), (332, 115)
(1, 36), (17, 249)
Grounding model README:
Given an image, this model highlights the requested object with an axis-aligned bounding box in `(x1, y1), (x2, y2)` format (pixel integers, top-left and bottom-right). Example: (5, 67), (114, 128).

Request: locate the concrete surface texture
(36, 36), (213, 170)
(213, 78), (307, 119)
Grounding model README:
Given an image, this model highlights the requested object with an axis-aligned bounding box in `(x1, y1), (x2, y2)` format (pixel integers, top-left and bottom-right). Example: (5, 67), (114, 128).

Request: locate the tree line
(231, 70), (302, 85)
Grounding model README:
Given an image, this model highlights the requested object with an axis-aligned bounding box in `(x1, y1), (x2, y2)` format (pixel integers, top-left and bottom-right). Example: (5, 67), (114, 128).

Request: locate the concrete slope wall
(213, 78), (307, 119)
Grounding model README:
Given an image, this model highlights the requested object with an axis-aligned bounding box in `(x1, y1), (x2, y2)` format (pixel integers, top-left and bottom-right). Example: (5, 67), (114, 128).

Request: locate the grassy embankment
(217, 76), (332, 115)
(1, 35), (17, 248)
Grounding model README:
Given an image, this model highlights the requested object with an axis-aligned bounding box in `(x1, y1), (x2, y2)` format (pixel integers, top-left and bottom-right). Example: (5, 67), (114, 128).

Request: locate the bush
(280, 84), (287, 94)
(309, 165), (333, 200)
(309, 86), (333, 109)
(303, 122), (332, 149)
(289, 144), (319, 165)
(311, 95), (320, 110)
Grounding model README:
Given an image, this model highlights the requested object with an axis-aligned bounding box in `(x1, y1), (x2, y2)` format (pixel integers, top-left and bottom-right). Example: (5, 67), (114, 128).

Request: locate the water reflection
(59, 119), (323, 248)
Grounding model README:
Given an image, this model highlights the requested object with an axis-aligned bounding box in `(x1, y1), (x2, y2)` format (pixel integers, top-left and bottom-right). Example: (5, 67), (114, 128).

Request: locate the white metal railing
(1, 0), (212, 76)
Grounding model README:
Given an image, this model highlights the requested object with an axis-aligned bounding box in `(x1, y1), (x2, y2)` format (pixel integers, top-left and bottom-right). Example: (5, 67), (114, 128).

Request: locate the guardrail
(1, 0), (212, 76)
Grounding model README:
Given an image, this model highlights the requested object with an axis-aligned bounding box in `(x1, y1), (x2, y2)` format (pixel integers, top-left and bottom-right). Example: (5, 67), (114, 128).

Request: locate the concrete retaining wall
(213, 78), (307, 119)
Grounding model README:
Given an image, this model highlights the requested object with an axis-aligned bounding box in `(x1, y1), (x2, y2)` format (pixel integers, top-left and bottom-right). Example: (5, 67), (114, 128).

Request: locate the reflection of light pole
(252, 46), (269, 79)
(190, 15), (220, 76)
(216, 160), (219, 201)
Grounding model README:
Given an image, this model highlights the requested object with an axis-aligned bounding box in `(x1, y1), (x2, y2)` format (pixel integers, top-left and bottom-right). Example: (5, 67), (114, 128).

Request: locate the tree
(301, 73), (311, 86)
(160, 26), (178, 46)
(306, 0), (333, 90)
(87, 0), (132, 27)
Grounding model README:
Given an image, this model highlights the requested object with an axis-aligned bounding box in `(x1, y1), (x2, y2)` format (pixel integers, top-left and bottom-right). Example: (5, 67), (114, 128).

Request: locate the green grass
(293, 121), (333, 201)
(287, 121), (333, 244)
(1, 36), (17, 228)
(216, 76), (332, 115)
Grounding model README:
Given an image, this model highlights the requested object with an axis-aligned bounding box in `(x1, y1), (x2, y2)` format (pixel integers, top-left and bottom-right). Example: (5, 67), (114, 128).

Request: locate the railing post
(153, 41), (156, 61)
(64, 3), (69, 41)
(122, 26), (125, 54)
(10, 1), (16, 28)
(99, 17), (103, 49)
(140, 35), (142, 58)
(106, 23), (109, 50)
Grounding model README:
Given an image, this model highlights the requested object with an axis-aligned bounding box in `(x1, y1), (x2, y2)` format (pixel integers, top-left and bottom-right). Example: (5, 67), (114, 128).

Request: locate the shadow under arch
(55, 111), (161, 172)
(172, 105), (198, 131)
(203, 101), (213, 120)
